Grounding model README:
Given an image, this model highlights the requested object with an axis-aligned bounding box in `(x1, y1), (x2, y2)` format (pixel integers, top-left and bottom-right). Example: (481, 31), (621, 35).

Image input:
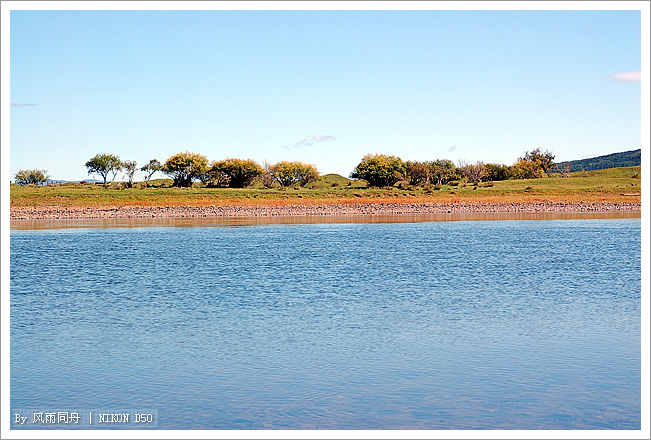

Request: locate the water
(10, 218), (641, 429)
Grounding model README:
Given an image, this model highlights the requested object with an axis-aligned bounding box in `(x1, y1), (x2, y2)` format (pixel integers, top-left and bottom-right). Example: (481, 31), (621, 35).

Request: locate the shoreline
(10, 201), (642, 220)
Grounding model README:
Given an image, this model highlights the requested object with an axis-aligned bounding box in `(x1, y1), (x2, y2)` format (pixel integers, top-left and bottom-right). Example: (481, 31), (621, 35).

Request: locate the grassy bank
(10, 166), (642, 208)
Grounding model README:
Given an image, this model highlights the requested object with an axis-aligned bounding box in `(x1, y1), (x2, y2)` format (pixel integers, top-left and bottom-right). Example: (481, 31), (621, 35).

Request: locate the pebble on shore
(10, 201), (642, 220)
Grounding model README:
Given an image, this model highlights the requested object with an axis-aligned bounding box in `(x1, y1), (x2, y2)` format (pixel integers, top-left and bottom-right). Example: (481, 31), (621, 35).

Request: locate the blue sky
(5, 3), (645, 182)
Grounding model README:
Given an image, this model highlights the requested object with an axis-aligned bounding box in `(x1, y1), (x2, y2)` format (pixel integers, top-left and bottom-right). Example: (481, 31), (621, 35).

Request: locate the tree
(350, 154), (407, 187)
(85, 154), (123, 186)
(14, 169), (50, 186)
(122, 160), (137, 188)
(511, 159), (544, 179)
(405, 161), (431, 186)
(519, 148), (555, 176)
(261, 160), (276, 188)
(484, 163), (512, 181)
(161, 151), (209, 187)
(430, 159), (458, 185)
(141, 159), (161, 187)
(211, 158), (264, 188)
(459, 161), (487, 183)
(267, 161), (320, 187)
(553, 162), (572, 178)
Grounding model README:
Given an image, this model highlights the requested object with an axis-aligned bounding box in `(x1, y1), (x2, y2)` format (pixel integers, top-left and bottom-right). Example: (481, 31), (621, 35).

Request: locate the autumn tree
(161, 151), (209, 187)
(267, 161), (320, 187)
(211, 158), (264, 188)
(511, 159), (544, 179)
(351, 154), (407, 187)
(14, 169), (50, 186)
(85, 154), (123, 186)
(519, 148), (555, 176)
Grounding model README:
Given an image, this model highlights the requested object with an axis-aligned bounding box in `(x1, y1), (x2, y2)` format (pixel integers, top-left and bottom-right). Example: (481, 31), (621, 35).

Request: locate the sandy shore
(10, 201), (642, 220)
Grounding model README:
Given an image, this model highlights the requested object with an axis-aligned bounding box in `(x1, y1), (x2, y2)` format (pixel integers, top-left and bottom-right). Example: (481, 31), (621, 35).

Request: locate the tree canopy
(141, 159), (162, 187)
(122, 160), (138, 187)
(267, 161), (320, 187)
(351, 154), (407, 187)
(85, 154), (123, 186)
(211, 158), (264, 188)
(161, 151), (209, 187)
(519, 148), (555, 176)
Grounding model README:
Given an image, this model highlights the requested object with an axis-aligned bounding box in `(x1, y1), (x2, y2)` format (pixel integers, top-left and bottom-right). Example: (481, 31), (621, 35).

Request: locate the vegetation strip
(12, 164), (641, 220)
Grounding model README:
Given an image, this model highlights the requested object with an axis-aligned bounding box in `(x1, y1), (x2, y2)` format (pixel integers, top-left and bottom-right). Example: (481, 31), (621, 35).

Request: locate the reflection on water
(10, 210), (641, 230)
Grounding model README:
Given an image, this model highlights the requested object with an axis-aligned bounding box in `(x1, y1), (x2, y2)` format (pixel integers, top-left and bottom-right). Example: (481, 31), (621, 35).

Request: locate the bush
(511, 159), (544, 179)
(210, 158), (264, 188)
(351, 154), (407, 187)
(14, 169), (50, 186)
(485, 163), (512, 181)
(266, 161), (320, 188)
(162, 151), (209, 187)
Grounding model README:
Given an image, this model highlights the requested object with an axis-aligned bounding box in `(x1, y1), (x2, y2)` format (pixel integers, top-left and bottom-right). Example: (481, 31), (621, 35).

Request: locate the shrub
(267, 161), (320, 187)
(14, 169), (50, 186)
(211, 158), (264, 188)
(511, 159), (544, 179)
(351, 154), (407, 187)
(162, 151), (209, 187)
(485, 163), (512, 181)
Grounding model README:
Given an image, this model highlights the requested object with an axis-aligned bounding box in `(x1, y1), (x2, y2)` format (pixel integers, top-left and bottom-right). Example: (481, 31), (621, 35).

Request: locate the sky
(4, 2), (647, 182)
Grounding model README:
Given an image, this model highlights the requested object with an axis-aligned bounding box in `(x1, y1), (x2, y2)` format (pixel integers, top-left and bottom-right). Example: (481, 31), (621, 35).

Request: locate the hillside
(554, 149), (641, 172)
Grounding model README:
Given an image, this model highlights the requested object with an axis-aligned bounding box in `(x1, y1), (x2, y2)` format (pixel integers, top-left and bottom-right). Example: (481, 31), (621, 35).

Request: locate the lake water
(10, 217), (641, 430)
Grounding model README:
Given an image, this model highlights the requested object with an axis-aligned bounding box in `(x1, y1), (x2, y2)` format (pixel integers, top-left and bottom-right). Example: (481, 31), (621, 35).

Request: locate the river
(10, 217), (641, 429)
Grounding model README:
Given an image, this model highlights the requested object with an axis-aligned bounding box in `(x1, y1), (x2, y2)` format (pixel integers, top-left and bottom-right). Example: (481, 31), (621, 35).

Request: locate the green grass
(10, 166), (642, 208)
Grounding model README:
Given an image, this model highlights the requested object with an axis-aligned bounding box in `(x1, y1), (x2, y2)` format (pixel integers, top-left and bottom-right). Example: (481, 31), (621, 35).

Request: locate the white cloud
(607, 71), (641, 83)
(283, 135), (336, 150)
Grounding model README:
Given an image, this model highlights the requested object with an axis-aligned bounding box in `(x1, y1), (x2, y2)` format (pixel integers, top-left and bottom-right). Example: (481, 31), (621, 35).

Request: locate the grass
(10, 167), (642, 208)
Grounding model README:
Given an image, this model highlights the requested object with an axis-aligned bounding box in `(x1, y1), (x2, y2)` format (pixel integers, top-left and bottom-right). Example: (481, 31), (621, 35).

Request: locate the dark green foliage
(85, 153), (123, 186)
(554, 149), (641, 173)
(405, 161), (430, 186)
(430, 159), (459, 185)
(484, 163), (512, 181)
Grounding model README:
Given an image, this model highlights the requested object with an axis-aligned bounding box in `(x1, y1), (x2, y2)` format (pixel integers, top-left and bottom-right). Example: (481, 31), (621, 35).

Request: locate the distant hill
(554, 149), (641, 172)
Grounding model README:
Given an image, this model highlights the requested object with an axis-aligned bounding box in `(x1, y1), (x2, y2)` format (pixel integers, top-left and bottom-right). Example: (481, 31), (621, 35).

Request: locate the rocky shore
(10, 201), (642, 220)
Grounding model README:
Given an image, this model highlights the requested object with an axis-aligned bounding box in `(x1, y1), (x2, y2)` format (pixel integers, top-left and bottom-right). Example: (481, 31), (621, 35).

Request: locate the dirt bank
(10, 201), (642, 220)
